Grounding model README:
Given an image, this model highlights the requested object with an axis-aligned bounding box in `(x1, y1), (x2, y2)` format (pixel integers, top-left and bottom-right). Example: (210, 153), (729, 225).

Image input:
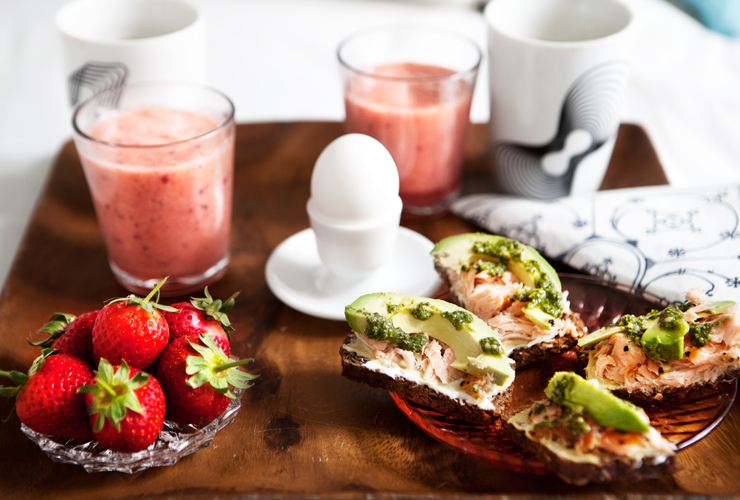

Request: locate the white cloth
(452, 185), (740, 304)
(2, 0), (740, 290)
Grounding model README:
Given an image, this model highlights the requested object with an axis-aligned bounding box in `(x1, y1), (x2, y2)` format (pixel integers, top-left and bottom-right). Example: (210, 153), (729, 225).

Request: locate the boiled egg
(308, 134), (400, 224)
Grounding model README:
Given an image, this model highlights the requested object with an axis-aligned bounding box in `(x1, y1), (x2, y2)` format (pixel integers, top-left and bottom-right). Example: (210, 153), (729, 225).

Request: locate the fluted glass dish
(392, 275), (737, 474)
(20, 387), (244, 474)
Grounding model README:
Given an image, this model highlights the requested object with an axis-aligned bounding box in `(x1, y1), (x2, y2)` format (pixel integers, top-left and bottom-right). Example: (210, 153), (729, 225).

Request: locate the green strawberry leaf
(128, 372), (150, 391)
(121, 390), (143, 414)
(6, 370), (29, 387)
(98, 359), (115, 384)
(190, 288), (240, 333)
(184, 334), (257, 396)
(87, 359), (148, 435)
(0, 386), (20, 398)
(190, 341), (217, 359)
(28, 312), (76, 347)
(93, 413), (105, 433)
(105, 278), (179, 314)
(187, 371), (210, 389)
(186, 356), (209, 375)
(112, 361), (130, 385)
(110, 399), (126, 432)
(77, 384), (99, 395)
(28, 349), (58, 377)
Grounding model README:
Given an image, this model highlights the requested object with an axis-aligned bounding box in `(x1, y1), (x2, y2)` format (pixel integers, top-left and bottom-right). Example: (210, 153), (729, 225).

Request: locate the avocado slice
(641, 306), (689, 362)
(577, 325), (625, 348)
(345, 292), (514, 386)
(545, 372), (650, 433)
(432, 233), (561, 292)
(696, 300), (736, 317)
(524, 307), (559, 330)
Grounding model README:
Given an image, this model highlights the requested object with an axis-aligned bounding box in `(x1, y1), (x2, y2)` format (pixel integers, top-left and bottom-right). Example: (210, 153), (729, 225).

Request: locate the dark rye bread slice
(579, 345), (740, 403)
(508, 311), (585, 368)
(501, 418), (674, 486)
(340, 335), (513, 426)
(435, 261), (586, 369)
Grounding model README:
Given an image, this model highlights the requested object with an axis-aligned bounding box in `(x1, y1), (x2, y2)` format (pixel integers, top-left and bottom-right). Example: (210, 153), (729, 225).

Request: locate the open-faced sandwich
(579, 289), (740, 401)
(432, 233), (586, 367)
(503, 372), (676, 485)
(340, 292), (515, 425)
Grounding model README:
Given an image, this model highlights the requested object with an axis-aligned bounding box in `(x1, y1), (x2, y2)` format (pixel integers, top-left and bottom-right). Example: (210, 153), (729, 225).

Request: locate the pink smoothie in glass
(77, 107), (234, 291)
(344, 62), (474, 213)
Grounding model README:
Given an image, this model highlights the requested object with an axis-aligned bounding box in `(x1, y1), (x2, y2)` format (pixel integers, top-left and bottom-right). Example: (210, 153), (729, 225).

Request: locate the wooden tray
(2, 122), (738, 499)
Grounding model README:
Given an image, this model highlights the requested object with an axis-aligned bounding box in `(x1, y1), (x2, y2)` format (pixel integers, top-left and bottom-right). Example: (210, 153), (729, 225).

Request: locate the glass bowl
(20, 387), (244, 474)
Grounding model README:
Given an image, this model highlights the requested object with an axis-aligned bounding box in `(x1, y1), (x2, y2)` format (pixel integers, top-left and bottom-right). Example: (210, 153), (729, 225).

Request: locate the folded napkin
(451, 184), (740, 305)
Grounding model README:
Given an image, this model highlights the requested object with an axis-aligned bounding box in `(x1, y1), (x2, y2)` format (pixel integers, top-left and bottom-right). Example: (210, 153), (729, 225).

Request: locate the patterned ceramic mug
(484, 0), (634, 199)
(55, 0), (207, 107)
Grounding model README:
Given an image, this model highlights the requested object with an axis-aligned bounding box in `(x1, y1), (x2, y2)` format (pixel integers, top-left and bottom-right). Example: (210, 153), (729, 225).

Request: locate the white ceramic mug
(55, 0), (207, 107)
(484, 0), (634, 199)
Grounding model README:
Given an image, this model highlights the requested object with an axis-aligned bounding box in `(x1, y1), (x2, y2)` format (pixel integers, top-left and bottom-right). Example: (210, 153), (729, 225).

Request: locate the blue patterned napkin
(451, 184), (740, 304)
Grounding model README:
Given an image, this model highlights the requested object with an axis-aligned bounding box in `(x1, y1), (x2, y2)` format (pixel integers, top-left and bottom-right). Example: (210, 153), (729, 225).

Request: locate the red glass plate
(391, 274), (737, 474)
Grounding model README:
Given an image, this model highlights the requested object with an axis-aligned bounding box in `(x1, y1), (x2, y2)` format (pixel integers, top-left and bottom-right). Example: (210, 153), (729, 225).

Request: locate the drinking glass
(72, 82), (235, 296)
(338, 25), (481, 218)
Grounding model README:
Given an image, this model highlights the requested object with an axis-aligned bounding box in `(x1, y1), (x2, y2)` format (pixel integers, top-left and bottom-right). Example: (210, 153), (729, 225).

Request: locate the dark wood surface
(3, 122), (738, 499)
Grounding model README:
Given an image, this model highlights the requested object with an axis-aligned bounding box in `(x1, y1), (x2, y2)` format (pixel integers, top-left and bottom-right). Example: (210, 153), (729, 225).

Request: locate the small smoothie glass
(338, 25), (481, 218)
(72, 82), (235, 296)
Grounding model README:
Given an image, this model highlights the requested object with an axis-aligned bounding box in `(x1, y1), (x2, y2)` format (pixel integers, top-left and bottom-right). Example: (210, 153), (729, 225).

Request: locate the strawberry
(163, 288), (238, 357)
(29, 311), (99, 366)
(156, 333), (255, 427)
(92, 279), (177, 370)
(0, 350), (94, 440)
(79, 359), (166, 452)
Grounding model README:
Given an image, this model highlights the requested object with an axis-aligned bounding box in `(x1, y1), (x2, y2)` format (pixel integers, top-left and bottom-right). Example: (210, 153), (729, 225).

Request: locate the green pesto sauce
(364, 312), (427, 353)
(566, 415), (591, 435)
(676, 301), (694, 312)
(473, 260), (507, 277)
(523, 260), (554, 289)
(472, 239), (524, 262)
(469, 237), (563, 319)
(407, 302), (473, 330)
(441, 310), (474, 330)
(514, 287), (564, 318)
(386, 303), (402, 315)
(471, 239), (551, 286)
(533, 406), (591, 436)
(409, 302), (435, 321)
(533, 402), (546, 415)
(659, 306), (686, 332)
(614, 314), (648, 347)
(545, 373), (569, 405)
(689, 320), (722, 347)
(479, 336), (504, 356)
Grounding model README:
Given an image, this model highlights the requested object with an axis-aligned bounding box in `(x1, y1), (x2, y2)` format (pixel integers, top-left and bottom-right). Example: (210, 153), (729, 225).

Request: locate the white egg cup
(265, 134), (441, 321)
(307, 196), (402, 282)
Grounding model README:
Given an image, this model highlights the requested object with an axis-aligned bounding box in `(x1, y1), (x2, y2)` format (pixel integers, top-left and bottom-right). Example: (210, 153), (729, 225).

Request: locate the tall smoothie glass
(72, 82), (235, 296)
(338, 25), (481, 218)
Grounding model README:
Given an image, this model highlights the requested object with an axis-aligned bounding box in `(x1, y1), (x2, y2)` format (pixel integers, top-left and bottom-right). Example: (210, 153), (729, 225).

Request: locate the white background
(1, 0), (739, 289)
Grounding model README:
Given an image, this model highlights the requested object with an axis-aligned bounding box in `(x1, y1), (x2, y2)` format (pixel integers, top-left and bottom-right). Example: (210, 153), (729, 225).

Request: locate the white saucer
(265, 227), (442, 321)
